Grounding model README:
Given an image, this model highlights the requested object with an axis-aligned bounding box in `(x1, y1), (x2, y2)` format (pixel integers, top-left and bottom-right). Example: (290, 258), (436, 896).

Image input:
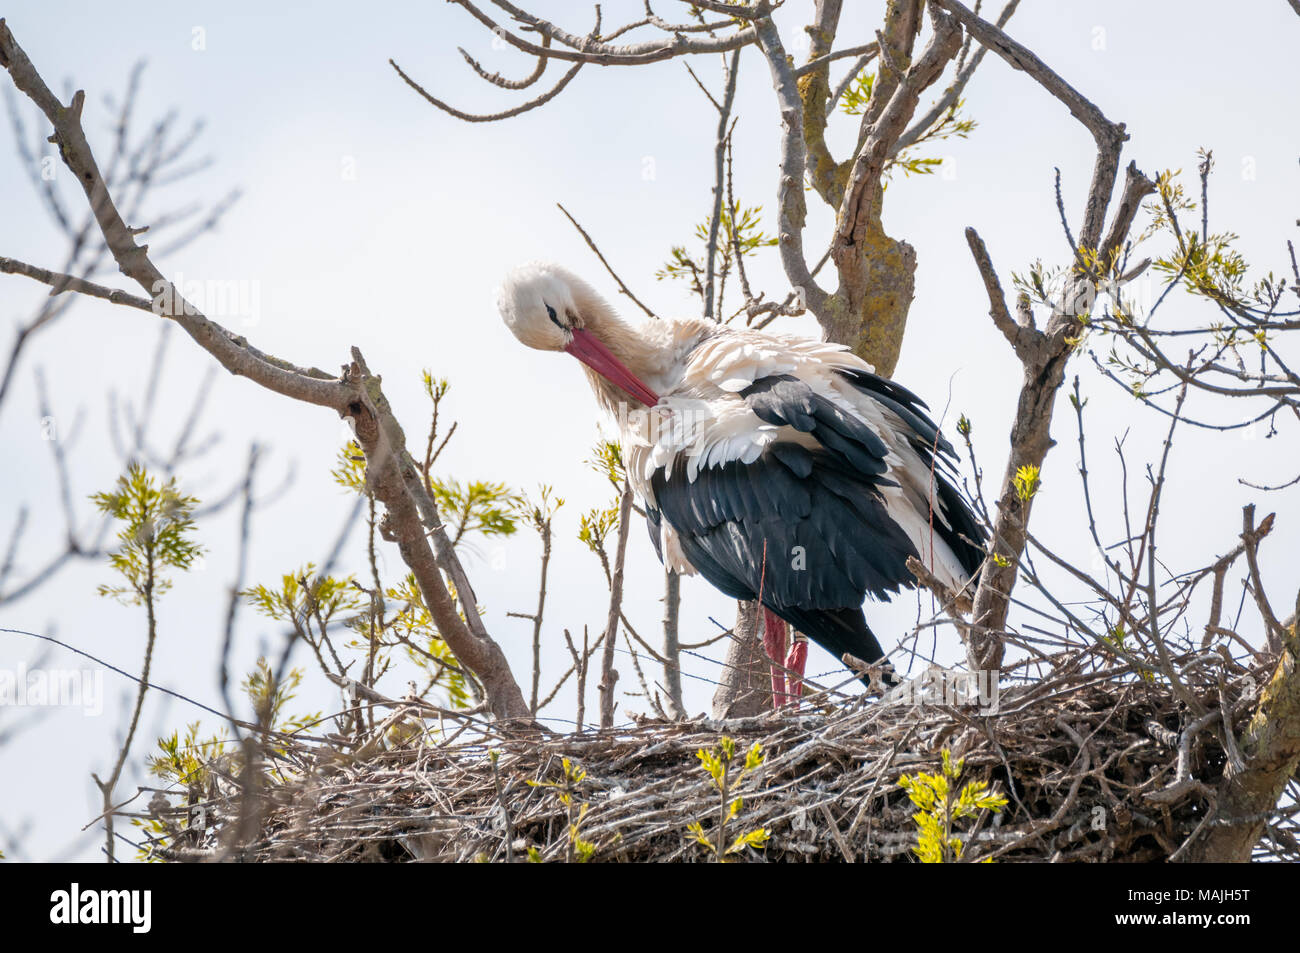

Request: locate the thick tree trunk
(711, 600), (772, 719)
(798, 0), (926, 379)
(822, 216), (917, 378)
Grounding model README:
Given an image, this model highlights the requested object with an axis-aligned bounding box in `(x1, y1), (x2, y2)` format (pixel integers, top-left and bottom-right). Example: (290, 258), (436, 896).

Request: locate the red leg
(762, 608), (789, 708)
(784, 635), (808, 702)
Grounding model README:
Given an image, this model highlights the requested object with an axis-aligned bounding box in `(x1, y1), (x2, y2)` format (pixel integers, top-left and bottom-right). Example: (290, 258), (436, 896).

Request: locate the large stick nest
(139, 647), (1294, 863)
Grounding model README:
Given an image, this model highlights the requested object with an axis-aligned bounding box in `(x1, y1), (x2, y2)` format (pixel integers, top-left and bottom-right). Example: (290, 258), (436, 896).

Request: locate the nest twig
(128, 643), (1293, 863)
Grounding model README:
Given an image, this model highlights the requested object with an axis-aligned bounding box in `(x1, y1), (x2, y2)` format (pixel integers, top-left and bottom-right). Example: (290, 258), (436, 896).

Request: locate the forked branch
(0, 19), (531, 721)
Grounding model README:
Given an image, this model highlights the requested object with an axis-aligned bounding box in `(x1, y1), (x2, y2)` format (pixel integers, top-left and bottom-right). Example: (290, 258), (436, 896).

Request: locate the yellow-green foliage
(687, 736), (770, 862)
(1010, 259), (1066, 308)
(323, 375), (490, 711)
(585, 438), (625, 490)
(139, 659), (318, 860)
(334, 371), (523, 553)
(422, 370), (449, 405)
(1013, 464), (1041, 503)
(1099, 622), (1156, 683)
(579, 440), (628, 567)
(331, 439), (367, 493)
(1144, 155), (1263, 311)
(240, 658), (321, 738)
(841, 66), (974, 179)
(527, 756), (612, 862)
(146, 660), (316, 787)
(514, 484), (564, 535)
(577, 506), (618, 556)
(899, 748), (1008, 863)
(655, 205), (777, 301)
(242, 564), (365, 628)
(91, 462), (202, 604)
(430, 477), (521, 547)
(839, 68), (875, 116)
(147, 721), (228, 792)
(383, 573), (471, 708)
(890, 103), (973, 180)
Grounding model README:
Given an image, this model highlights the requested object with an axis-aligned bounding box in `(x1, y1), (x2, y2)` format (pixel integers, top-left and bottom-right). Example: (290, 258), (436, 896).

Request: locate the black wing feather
(642, 371), (986, 671)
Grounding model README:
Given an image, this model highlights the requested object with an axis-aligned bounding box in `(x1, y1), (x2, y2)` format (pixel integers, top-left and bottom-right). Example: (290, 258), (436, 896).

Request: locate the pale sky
(1, 1), (1297, 861)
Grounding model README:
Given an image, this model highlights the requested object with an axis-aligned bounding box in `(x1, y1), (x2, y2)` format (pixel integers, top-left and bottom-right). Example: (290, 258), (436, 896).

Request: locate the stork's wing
(632, 326), (985, 670)
(647, 373), (933, 611)
(835, 365), (987, 582)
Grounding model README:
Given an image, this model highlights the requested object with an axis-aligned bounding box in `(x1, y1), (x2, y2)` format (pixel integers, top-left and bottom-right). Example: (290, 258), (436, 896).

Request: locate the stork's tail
(770, 605), (901, 688)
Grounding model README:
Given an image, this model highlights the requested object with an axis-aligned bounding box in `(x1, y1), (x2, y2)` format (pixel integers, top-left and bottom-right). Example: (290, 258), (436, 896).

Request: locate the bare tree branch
(751, 12), (829, 315)
(390, 55), (582, 123)
(833, 8), (961, 264)
(963, 228), (1041, 362)
(458, 32), (552, 90)
(597, 479), (634, 728)
(890, 0), (1019, 157)
(447, 0), (756, 65)
(556, 203), (657, 319)
(0, 19), (531, 721)
(933, 0), (1127, 250)
(927, 0), (1155, 673)
(703, 48), (741, 321)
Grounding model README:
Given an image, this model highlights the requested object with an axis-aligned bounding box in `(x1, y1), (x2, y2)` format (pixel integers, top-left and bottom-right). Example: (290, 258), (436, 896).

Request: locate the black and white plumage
(497, 261), (986, 687)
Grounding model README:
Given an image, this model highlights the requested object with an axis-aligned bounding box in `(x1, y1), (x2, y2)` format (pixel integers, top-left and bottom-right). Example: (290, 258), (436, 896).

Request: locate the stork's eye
(544, 303), (564, 329)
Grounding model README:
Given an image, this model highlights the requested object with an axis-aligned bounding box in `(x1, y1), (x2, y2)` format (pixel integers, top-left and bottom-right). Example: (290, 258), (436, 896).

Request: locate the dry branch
(447, 0), (756, 66)
(133, 643), (1289, 863)
(931, 1), (1156, 674)
(0, 20), (531, 721)
(597, 480), (635, 728)
(1180, 610), (1300, 862)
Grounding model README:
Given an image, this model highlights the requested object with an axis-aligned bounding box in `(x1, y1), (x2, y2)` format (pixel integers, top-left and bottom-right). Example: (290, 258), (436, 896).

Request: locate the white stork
(497, 262), (985, 704)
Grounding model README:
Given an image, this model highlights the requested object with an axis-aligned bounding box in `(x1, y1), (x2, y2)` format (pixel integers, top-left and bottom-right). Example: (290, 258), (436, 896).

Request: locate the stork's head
(496, 261), (660, 407)
(496, 261), (586, 352)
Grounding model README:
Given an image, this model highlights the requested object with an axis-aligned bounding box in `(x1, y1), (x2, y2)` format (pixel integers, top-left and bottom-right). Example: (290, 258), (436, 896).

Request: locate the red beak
(564, 328), (660, 407)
